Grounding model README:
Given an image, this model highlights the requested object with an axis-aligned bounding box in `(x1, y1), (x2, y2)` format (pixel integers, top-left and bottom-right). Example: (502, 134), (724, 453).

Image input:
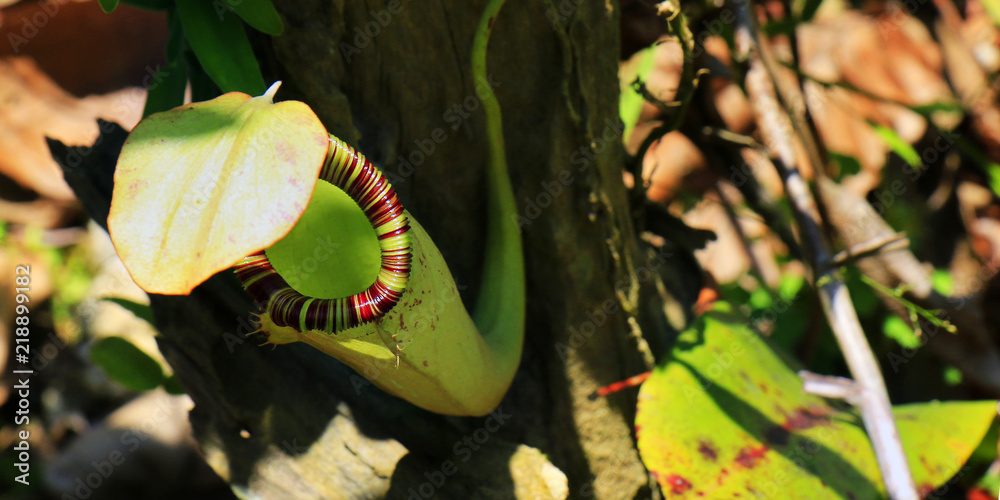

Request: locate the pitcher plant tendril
(235, 136), (413, 333)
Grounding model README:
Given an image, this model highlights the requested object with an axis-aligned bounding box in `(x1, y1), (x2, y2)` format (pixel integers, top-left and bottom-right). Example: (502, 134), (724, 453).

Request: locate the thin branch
(702, 126), (764, 149)
(632, 77), (683, 115)
(799, 371), (860, 402)
(745, 8), (829, 179)
(731, 1), (918, 498)
(858, 275), (957, 334)
(825, 233), (910, 270)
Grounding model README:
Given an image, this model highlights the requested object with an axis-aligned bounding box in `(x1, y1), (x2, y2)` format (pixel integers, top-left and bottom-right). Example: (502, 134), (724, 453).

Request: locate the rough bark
(54, 0), (694, 497)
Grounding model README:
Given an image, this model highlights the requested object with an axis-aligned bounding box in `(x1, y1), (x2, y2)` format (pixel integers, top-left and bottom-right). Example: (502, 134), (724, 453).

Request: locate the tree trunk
(57, 0), (701, 497)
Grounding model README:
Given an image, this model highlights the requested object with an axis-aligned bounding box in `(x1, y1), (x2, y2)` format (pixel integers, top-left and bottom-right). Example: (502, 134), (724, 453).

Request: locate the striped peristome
(235, 135), (412, 333)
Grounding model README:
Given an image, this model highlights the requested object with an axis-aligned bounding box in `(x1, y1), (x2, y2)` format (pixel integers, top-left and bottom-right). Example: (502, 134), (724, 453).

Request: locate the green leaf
(895, 400), (997, 492)
(89, 337), (165, 391)
(719, 282), (751, 306)
(971, 423), (1000, 495)
(829, 152), (862, 181)
(798, 0), (824, 21)
(141, 59), (188, 117)
(987, 163), (1000, 198)
(103, 297), (156, 326)
(162, 374), (186, 395)
(910, 101), (965, 116)
(121, 0), (172, 10)
(748, 286), (772, 310)
(175, 0), (265, 95)
(778, 273), (805, 301)
(883, 315), (920, 349)
(266, 181), (381, 298)
(943, 366), (963, 385)
(185, 50), (222, 102)
(98, 0), (119, 13)
(869, 120), (922, 168)
(165, 6), (185, 63)
(619, 45), (657, 146)
(931, 269), (953, 295)
(636, 304), (996, 498)
(226, 0), (283, 36)
(761, 17), (797, 36)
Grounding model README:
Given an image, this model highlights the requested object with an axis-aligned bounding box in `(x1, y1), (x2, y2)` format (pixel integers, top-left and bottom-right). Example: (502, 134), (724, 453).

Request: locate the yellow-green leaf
(636, 303), (996, 498)
(109, 82), (329, 294)
(869, 120), (921, 168)
(619, 45), (657, 145)
(895, 400), (997, 495)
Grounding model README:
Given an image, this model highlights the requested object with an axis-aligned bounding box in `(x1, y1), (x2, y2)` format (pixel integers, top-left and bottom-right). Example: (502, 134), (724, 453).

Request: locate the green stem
(858, 274), (957, 334)
(470, 0), (525, 365)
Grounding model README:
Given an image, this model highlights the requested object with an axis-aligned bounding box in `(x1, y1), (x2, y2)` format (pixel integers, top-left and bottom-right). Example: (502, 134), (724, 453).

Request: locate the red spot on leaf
(715, 467), (730, 487)
(783, 407), (831, 431)
(734, 446), (768, 468)
(697, 440), (718, 461)
(422, 360), (428, 367)
(664, 474), (692, 494)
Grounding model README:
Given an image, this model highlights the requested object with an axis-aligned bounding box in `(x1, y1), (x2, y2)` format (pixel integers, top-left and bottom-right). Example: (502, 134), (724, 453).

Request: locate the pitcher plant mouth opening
(235, 136), (412, 334)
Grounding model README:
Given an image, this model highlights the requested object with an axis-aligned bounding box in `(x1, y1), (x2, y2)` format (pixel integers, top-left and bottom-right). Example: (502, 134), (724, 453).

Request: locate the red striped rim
(235, 136), (412, 333)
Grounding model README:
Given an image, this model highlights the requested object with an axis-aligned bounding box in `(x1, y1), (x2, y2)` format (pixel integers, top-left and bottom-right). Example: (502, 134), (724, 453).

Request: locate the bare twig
(632, 78), (682, 115)
(702, 126), (764, 149)
(731, 1), (919, 497)
(799, 371), (859, 401)
(825, 233), (910, 270)
(745, 10), (829, 178)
